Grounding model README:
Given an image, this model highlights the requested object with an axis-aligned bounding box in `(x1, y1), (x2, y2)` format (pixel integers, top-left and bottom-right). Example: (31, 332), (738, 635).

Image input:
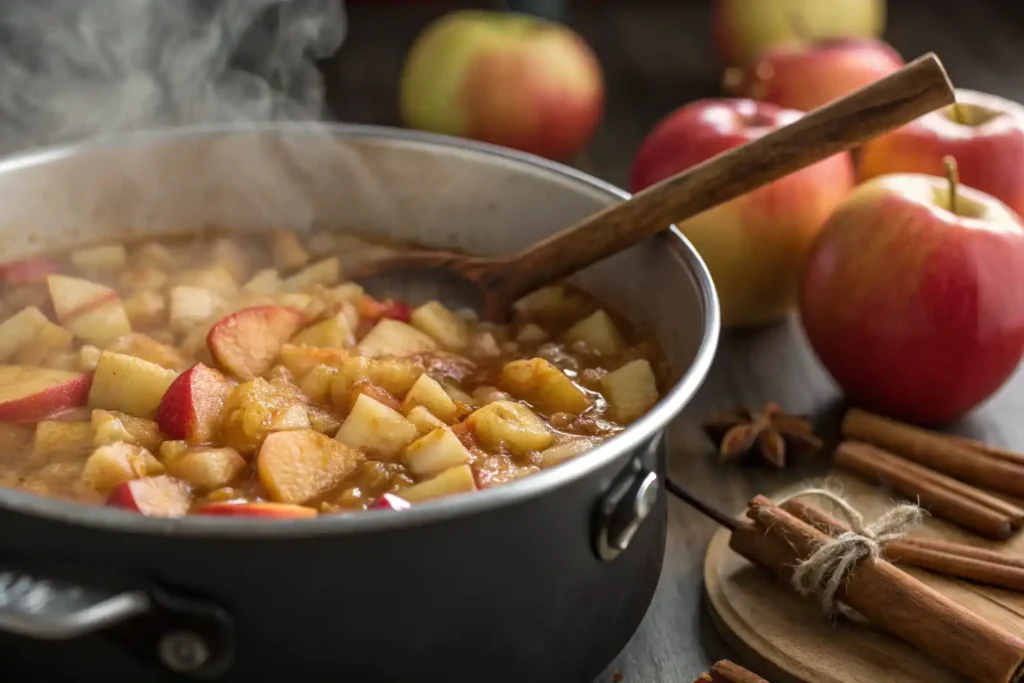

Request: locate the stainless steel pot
(0, 123), (719, 682)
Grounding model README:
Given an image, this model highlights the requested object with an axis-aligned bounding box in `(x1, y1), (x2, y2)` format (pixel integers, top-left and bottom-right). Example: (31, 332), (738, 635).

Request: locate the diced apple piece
(154, 363), (231, 444)
(10, 320), (71, 367)
(164, 446), (246, 490)
(271, 230), (311, 271)
(406, 405), (446, 437)
(335, 393), (417, 459)
(371, 493), (411, 510)
(122, 290), (166, 330)
(282, 257), (341, 292)
(81, 442), (164, 490)
(466, 400), (553, 455)
(210, 238), (251, 283)
(33, 420), (94, 462)
(174, 264), (238, 299)
(0, 366), (91, 421)
(257, 429), (363, 504)
(600, 359), (659, 423)
(267, 403), (311, 431)
(562, 309), (626, 355)
(78, 346), (102, 372)
(70, 244), (127, 273)
(119, 265), (169, 293)
(92, 409), (164, 451)
(403, 427), (472, 479)
(277, 344), (348, 376)
(133, 243), (176, 270)
(538, 436), (601, 466)
(321, 283), (365, 308)
(242, 268), (282, 295)
(291, 312), (355, 350)
(330, 355), (423, 402)
(106, 475), (191, 517)
(0, 258), (60, 286)
(88, 352), (178, 418)
(295, 364), (338, 404)
(0, 307), (49, 361)
(219, 377), (309, 455)
(345, 382), (402, 413)
(275, 292), (325, 319)
(169, 286), (222, 333)
(501, 358), (592, 415)
(207, 306), (305, 380)
(516, 323), (549, 344)
(47, 275), (132, 347)
(195, 501), (317, 518)
(513, 285), (590, 321)
(442, 382), (474, 404)
(401, 374), (459, 423)
(410, 300), (469, 351)
(306, 404), (341, 436)
(400, 464), (477, 503)
(356, 319), (437, 358)
(107, 332), (188, 370)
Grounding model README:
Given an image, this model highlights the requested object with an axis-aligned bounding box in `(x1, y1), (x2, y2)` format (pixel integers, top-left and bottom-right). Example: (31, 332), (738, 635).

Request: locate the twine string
(774, 488), (924, 616)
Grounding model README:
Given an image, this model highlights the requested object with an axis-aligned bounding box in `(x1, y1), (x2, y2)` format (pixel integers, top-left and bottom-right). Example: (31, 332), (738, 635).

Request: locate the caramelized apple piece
(107, 332), (189, 370)
(401, 374), (460, 423)
(406, 405), (446, 436)
(81, 442), (164, 490)
(155, 363), (232, 444)
(169, 285), (223, 333)
(291, 312), (355, 349)
(294, 364), (338, 404)
(257, 429), (364, 504)
(33, 420), (95, 463)
(106, 475), (191, 517)
(0, 306), (49, 362)
(562, 309), (625, 355)
(164, 446), (246, 491)
(599, 359), (659, 423)
(195, 501), (317, 518)
(335, 394), (417, 459)
(403, 427), (473, 479)
(12, 319), (73, 366)
(330, 355), (424, 402)
(465, 400), (553, 455)
(538, 436), (601, 466)
(356, 319), (437, 358)
(400, 464), (477, 503)
(0, 366), (91, 422)
(410, 301), (469, 351)
(92, 409), (165, 451)
(500, 358), (591, 415)
(219, 377), (309, 455)
(207, 306), (306, 380)
(282, 257), (341, 292)
(47, 274), (132, 347)
(277, 344), (349, 376)
(88, 352), (178, 418)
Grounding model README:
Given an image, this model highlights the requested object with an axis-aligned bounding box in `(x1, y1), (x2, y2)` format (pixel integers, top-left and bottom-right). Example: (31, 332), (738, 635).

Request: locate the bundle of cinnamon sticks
(838, 408), (1024, 539)
(695, 660), (768, 683)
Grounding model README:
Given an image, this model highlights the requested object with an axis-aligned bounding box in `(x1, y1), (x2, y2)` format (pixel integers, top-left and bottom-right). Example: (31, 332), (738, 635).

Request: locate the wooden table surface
(323, 2), (1024, 680)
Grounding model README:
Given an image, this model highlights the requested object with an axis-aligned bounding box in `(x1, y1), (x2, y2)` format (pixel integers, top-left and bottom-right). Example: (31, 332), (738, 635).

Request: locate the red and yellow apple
(156, 363), (233, 444)
(107, 476), (191, 517)
(799, 169), (1024, 424)
(859, 89), (1024, 218)
(206, 305), (306, 380)
(0, 365), (91, 421)
(399, 10), (604, 161)
(724, 39), (903, 112)
(631, 99), (855, 328)
(713, 0), (886, 67)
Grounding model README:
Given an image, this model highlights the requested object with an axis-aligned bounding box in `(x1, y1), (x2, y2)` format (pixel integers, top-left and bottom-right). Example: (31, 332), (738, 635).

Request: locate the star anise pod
(702, 402), (822, 468)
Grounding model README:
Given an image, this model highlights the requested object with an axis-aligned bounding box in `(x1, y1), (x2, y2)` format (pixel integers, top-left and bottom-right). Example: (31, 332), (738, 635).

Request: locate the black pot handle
(0, 562), (233, 679)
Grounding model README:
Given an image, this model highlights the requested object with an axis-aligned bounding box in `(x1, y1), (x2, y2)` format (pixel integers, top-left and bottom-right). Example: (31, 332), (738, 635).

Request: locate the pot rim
(0, 122), (720, 538)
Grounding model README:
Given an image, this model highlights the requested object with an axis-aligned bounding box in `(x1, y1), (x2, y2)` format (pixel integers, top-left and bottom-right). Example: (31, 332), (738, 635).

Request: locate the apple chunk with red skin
(0, 258), (60, 286)
(0, 366), (91, 421)
(156, 363), (233, 444)
(799, 172), (1024, 424)
(206, 306), (305, 380)
(859, 90), (1024, 219)
(195, 501), (318, 519)
(47, 274), (132, 347)
(631, 99), (854, 327)
(106, 475), (191, 517)
(399, 10), (604, 161)
(724, 39), (903, 112)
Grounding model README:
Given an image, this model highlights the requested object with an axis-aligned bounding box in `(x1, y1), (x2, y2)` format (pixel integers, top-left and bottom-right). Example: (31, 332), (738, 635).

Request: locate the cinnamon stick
(781, 499), (1024, 593)
(710, 660), (768, 683)
(730, 496), (1024, 683)
(842, 408), (1024, 498)
(835, 441), (1015, 539)
(947, 434), (1024, 468)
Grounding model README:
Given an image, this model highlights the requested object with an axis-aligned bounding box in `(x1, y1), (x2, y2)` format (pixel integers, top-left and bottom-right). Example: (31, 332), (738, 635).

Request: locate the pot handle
(0, 562), (233, 679)
(593, 436), (662, 561)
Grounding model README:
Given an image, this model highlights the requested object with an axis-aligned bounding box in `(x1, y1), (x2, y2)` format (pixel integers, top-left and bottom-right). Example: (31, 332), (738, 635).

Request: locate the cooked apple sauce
(0, 231), (664, 518)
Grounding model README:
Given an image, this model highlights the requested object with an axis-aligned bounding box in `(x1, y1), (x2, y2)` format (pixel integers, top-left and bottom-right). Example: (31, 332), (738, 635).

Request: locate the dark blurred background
(325, 0), (1024, 187)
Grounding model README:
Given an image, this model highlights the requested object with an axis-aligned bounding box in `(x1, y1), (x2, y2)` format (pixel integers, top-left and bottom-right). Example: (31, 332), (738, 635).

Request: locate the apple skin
(0, 367), (92, 422)
(155, 363), (233, 444)
(631, 98), (855, 328)
(399, 10), (603, 161)
(194, 501), (318, 519)
(859, 89), (1024, 219)
(799, 174), (1024, 424)
(713, 0), (886, 66)
(724, 39), (903, 112)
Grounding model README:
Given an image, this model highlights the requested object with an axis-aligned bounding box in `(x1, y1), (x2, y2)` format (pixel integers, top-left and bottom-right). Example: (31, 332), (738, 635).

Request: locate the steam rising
(0, 0), (347, 154)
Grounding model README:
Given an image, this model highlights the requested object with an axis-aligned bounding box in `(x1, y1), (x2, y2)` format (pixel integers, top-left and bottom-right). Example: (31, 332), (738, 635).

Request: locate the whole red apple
(800, 170), (1024, 424)
(859, 89), (1024, 218)
(631, 99), (854, 328)
(713, 0), (886, 67)
(399, 10), (604, 161)
(724, 39), (903, 112)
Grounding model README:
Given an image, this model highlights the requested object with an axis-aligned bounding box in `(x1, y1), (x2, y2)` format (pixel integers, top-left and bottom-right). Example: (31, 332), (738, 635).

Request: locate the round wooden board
(702, 473), (1024, 683)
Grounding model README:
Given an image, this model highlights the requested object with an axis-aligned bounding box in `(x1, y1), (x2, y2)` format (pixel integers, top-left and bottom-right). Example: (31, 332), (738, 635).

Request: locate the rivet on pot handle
(593, 459), (661, 562)
(0, 563), (233, 680)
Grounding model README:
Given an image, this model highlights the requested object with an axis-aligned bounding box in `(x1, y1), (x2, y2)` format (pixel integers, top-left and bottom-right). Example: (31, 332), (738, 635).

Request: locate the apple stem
(944, 155), (959, 215)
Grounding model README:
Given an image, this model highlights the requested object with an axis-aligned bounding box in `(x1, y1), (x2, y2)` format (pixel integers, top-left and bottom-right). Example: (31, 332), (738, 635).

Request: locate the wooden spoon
(353, 53), (955, 321)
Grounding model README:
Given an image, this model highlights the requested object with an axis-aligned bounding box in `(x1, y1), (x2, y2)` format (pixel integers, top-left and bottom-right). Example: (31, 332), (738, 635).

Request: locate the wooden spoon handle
(491, 53), (954, 304)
